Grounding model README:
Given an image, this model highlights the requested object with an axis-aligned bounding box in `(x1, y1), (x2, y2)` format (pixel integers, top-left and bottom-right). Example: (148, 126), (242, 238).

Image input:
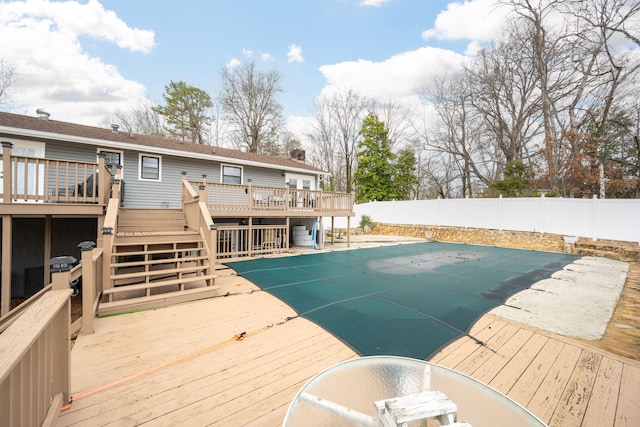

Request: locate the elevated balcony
(0, 142), (111, 215)
(189, 178), (355, 219)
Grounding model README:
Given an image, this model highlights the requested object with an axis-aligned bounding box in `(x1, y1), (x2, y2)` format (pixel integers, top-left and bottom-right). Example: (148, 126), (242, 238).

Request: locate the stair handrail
(100, 171), (123, 291)
(182, 174), (217, 273)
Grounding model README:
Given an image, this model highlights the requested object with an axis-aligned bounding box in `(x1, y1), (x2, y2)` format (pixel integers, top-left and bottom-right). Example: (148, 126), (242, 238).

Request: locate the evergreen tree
(354, 112), (396, 203)
(394, 148), (418, 199)
(154, 81), (213, 144)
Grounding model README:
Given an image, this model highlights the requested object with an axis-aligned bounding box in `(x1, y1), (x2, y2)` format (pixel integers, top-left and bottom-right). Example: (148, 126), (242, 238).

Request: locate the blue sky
(0, 0), (510, 138)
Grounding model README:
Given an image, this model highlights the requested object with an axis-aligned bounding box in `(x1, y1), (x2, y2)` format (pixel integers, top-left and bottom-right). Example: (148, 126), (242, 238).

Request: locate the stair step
(113, 244), (204, 255)
(111, 264), (208, 281)
(113, 246), (204, 258)
(113, 240), (203, 250)
(118, 208), (184, 216)
(105, 274), (217, 295)
(112, 255), (208, 269)
(117, 225), (187, 233)
(98, 286), (221, 316)
(114, 232), (201, 244)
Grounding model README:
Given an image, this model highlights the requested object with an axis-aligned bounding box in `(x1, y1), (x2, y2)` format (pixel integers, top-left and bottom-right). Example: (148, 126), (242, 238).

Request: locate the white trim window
(221, 164), (242, 184)
(139, 154), (162, 181)
(98, 149), (123, 168)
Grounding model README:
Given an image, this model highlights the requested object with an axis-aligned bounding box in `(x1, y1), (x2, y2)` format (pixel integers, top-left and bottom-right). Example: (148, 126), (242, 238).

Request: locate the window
(222, 165), (242, 184)
(288, 178), (298, 189)
(303, 180), (311, 190)
(98, 150), (123, 168)
(139, 154), (161, 181)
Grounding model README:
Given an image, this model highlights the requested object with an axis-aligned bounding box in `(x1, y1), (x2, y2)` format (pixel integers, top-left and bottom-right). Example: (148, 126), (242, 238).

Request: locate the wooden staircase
(98, 208), (220, 316)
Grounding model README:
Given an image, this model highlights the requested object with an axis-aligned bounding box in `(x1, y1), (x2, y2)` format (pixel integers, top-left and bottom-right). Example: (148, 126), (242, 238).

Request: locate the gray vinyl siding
(45, 140), (96, 162)
(243, 165), (286, 187)
(119, 154), (286, 208)
(43, 139), (307, 208)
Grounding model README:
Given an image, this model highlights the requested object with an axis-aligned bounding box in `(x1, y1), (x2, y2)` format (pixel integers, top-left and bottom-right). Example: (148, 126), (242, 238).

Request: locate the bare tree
(0, 59), (17, 106)
(309, 88), (370, 193)
(308, 99), (339, 189)
(500, 0), (566, 189)
(218, 62), (283, 153)
(104, 99), (166, 137)
(372, 98), (415, 149)
(420, 72), (496, 197)
(464, 24), (545, 167)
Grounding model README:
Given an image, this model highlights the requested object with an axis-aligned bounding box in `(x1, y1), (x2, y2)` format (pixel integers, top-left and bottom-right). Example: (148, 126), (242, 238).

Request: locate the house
(0, 110), (354, 316)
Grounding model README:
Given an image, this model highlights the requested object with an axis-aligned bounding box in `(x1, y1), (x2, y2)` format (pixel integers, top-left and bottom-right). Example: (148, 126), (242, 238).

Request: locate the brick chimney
(290, 149), (306, 163)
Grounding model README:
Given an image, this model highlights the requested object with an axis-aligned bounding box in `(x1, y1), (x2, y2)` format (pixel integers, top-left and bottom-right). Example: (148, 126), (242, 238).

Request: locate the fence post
(2, 141), (13, 204)
(499, 195), (504, 231)
(592, 195), (598, 241)
(78, 241), (96, 335)
(539, 194), (546, 235)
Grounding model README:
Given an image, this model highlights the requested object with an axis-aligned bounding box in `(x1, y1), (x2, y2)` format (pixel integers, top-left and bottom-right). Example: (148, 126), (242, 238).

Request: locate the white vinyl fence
(324, 196), (640, 244)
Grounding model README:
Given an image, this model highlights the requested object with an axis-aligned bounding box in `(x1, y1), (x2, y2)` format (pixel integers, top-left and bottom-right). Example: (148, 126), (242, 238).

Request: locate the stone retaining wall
(334, 223), (639, 262)
(372, 223), (566, 252)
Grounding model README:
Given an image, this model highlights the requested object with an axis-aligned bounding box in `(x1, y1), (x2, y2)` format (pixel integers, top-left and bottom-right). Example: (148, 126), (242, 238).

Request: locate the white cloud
(242, 48), (253, 57)
(1, 0), (155, 53)
(261, 53), (274, 61)
(226, 58), (242, 69)
(0, 0), (154, 126)
(422, 0), (507, 43)
(359, 0), (393, 7)
(318, 47), (467, 102)
(287, 44), (304, 63)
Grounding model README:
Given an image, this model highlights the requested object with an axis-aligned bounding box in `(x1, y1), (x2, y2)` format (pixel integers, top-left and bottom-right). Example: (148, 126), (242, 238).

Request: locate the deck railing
(0, 287), (72, 427)
(0, 236), (105, 425)
(217, 224), (288, 258)
(186, 178), (354, 215)
(1, 142), (112, 205)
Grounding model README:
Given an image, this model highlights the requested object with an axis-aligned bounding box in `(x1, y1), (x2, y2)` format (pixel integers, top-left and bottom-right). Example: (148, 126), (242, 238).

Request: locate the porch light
(48, 256), (77, 273)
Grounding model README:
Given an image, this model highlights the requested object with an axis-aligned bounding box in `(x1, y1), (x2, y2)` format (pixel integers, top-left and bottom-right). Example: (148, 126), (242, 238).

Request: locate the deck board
(548, 350), (601, 426)
(615, 364), (640, 426)
(60, 274), (640, 426)
(582, 357), (623, 427)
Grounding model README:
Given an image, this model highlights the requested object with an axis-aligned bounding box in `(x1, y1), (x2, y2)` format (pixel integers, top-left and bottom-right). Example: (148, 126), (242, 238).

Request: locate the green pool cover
(224, 242), (579, 359)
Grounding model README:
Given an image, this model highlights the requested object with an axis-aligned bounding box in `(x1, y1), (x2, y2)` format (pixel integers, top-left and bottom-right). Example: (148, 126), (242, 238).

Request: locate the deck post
(331, 216), (335, 245)
(1, 214), (11, 316)
(102, 227), (114, 291)
(49, 256), (76, 291)
(44, 215), (52, 288)
(97, 154), (109, 205)
(79, 241), (97, 335)
(285, 216), (290, 251)
(2, 141), (13, 204)
(248, 217), (253, 257)
(285, 182), (291, 209)
(198, 184), (207, 202)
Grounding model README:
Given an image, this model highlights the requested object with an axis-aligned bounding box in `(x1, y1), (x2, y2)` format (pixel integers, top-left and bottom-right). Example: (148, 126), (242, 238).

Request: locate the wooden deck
(59, 264), (640, 426)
